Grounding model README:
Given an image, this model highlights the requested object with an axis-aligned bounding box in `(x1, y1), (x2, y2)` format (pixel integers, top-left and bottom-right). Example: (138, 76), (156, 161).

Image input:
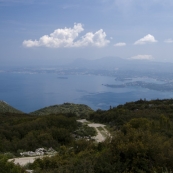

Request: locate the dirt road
(9, 120), (110, 166)
(77, 119), (110, 142)
(8, 156), (43, 166)
(88, 123), (110, 142)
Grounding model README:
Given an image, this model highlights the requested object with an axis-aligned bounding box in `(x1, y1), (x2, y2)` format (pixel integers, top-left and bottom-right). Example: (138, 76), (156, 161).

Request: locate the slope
(0, 100), (23, 114)
(30, 103), (94, 117)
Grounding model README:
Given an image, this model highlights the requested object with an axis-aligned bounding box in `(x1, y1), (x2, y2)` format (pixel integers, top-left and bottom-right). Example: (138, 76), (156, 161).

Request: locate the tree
(0, 155), (25, 173)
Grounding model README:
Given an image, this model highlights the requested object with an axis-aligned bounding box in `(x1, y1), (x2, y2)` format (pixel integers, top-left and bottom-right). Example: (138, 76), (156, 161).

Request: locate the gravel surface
(77, 119), (110, 142)
(88, 123), (109, 142)
(8, 156), (43, 166)
(77, 119), (89, 123)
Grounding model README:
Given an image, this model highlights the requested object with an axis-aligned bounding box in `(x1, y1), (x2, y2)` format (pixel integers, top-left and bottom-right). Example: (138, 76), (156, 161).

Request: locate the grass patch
(97, 126), (104, 131)
(74, 124), (97, 137)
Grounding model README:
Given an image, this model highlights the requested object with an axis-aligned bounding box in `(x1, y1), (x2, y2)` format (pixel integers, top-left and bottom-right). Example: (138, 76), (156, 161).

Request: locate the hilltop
(0, 100), (23, 114)
(30, 102), (94, 117)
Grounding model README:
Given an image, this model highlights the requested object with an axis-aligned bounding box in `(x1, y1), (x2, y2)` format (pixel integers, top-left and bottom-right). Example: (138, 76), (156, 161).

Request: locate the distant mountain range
(2, 56), (173, 75)
(66, 56), (173, 73)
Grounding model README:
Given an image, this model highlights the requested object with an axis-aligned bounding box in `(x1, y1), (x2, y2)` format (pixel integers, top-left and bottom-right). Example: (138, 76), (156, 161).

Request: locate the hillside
(30, 103), (94, 117)
(89, 98), (173, 127)
(0, 100), (23, 114)
(2, 99), (173, 173)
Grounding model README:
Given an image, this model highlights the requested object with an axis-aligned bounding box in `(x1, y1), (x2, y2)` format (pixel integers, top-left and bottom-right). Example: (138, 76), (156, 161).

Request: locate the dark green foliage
(0, 155), (26, 173)
(74, 123), (96, 137)
(2, 99), (173, 172)
(26, 99), (173, 173)
(29, 140), (97, 173)
(108, 128), (173, 172)
(28, 123), (173, 173)
(90, 99), (173, 130)
(30, 103), (94, 118)
(0, 113), (77, 153)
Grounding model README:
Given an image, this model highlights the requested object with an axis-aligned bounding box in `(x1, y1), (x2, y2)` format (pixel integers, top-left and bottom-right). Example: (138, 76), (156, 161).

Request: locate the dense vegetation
(30, 103), (94, 117)
(28, 99), (173, 173)
(0, 154), (26, 173)
(0, 113), (78, 153)
(1, 99), (173, 172)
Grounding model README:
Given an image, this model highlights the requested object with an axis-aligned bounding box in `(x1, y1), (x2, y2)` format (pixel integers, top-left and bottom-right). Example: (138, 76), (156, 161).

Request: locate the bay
(0, 73), (173, 113)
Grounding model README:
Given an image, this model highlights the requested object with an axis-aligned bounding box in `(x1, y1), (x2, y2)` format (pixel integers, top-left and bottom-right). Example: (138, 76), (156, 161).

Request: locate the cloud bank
(134, 34), (157, 45)
(114, 42), (126, 47)
(130, 55), (154, 60)
(23, 23), (110, 48)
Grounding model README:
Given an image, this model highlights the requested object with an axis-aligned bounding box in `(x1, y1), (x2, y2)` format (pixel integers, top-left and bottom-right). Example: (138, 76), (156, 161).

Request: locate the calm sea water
(0, 73), (173, 113)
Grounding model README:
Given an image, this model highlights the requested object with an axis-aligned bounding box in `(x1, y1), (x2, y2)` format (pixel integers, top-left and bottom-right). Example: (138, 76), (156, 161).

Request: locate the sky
(1, 0), (173, 66)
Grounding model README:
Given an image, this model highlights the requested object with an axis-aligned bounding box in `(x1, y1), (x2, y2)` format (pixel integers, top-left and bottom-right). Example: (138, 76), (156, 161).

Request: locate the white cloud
(134, 34), (157, 45)
(23, 23), (110, 48)
(114, 42), (126, 47)
(164, 38), (173, 43)
(74, 29), (110, 47)
(130, 55), (154, 60)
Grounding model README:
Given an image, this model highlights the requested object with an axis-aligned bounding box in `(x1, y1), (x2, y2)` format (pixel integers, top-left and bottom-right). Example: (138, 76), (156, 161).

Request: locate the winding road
(77, 119), (110, 142)
(9, 119), (110, 167)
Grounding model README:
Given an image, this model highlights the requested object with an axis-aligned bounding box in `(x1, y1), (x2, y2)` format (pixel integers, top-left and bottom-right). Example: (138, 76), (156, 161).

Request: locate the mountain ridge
(66, 56), (173, 72)
(0, 100), (23, 114)
(0, 101), (94, 117)
(30, 102), (94, 117)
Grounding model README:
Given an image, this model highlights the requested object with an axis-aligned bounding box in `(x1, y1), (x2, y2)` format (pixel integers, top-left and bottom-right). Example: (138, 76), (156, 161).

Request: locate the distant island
(103, 81), (173, 92)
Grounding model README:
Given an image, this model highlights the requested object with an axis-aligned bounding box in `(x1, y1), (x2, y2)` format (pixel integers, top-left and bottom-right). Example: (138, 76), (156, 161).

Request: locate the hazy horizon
(1, 0), (173, 67)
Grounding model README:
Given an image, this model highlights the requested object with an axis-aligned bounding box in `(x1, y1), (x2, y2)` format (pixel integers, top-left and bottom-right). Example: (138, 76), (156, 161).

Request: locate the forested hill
(89, 98), (173, 127)
(2, 99), (173, 172)
(0, 100), (23, 114)
(30, 103), (94, 117)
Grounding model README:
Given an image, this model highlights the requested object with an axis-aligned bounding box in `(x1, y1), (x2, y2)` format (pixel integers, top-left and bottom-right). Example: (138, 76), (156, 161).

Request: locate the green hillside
(28, 99), (173, 173)
(30, 102), (94, 117)
(2, 99), (173, 173)
(0, 101), (23, 114)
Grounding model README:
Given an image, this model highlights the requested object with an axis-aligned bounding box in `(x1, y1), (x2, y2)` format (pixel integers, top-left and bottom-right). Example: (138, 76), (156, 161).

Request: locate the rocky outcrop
(20, 147), (56, 157)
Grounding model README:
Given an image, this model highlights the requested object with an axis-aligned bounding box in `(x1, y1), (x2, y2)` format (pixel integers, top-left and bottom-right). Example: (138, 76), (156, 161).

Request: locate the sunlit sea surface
(1, 73), (173, 113)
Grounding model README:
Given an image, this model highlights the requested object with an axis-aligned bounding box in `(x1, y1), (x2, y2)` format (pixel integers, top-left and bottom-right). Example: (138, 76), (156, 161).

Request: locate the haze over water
(1, 72), (173, 113)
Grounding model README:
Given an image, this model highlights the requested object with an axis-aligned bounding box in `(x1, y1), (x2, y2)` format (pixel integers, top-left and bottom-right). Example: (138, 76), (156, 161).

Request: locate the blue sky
(1, 0), (173, 66)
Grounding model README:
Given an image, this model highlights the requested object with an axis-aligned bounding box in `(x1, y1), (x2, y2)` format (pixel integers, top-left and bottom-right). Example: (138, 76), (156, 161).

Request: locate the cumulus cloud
(23, 23), (110, 48)
(114, 42), (126, 47)
(164, 38), (173, 43)
(130, 55), (154, 60)
(134, 34), (157, 45)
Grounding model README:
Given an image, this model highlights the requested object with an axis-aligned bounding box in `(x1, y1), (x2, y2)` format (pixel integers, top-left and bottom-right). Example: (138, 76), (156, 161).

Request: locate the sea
(1, 72), (173, 113)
